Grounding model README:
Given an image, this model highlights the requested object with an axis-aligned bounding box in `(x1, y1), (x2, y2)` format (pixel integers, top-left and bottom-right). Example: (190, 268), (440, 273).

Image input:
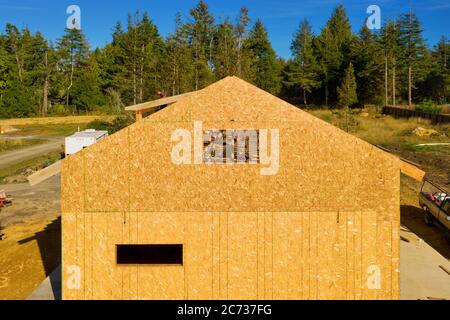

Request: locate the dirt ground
(0, 176), (60, 299)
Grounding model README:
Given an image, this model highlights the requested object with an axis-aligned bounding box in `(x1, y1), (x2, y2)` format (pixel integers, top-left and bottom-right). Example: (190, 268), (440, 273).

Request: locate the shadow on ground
(401, 205), (450, 259)
(18, 217), (61, 277)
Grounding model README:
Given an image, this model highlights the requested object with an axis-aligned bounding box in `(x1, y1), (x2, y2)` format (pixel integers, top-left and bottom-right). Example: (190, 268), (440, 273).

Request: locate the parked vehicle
(65, 129), (108, 157)
(0, 190), (12, 207)
(419, 179), (450, 241)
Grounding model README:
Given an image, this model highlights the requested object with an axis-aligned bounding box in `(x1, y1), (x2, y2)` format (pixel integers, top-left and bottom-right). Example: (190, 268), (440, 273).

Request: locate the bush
(87, 114), (134, 134)
(415, 100), (442, 114)
(47, 104), (69, 116)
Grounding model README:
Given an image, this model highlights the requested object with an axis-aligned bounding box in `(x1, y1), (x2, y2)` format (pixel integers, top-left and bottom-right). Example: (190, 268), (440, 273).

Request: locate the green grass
(0, 139), (47, 153)
(401, 143), (450, 152)
(0, 151), (61, 182)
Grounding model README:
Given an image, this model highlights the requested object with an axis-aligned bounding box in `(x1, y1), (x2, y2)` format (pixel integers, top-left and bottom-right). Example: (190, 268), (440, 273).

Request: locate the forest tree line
(0, 1), (448, 118)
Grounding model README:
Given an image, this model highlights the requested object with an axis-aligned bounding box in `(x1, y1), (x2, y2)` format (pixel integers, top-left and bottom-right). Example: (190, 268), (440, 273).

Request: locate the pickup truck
(419, 179), (450, 240)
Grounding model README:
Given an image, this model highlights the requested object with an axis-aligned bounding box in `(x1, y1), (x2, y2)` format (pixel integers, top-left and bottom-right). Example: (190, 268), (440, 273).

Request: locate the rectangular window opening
(116, 244), (183, 265)
(203, 129), (260, 164)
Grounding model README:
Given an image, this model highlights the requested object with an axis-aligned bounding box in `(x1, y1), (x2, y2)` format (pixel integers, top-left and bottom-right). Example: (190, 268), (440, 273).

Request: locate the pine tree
(0, 44), (10, 112)
(165, 13), (195, 95)
(212, 19), (237, 79)
(111, 12), (166, 105)
(245, 20), (281, 94)
(337, 62), (357, 108)
(186, 0), (215, 90)
(234, 7), (253, 80)
(314, 5), (353, 106)
(285, 20), (320, 105)
(353, 24), (384, 105)
(398, 12), (426, 108)
(56, 28), (90, 113)
(381, 20), (401, 106)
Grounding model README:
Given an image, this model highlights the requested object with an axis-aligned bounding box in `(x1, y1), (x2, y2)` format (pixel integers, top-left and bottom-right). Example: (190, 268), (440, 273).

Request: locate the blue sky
(0, 0), (448, 59)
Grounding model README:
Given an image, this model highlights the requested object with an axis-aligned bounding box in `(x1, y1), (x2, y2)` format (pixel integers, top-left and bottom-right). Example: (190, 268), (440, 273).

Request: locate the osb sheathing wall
(61, 77), (400, 300)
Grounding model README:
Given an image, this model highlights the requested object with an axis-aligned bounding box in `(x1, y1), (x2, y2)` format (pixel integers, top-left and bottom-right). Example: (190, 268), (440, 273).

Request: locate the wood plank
(125, 92), (192, 112)
(28, 161), (61, 186)
(375, 145), (425, 181)
(400, 160), (426, 182)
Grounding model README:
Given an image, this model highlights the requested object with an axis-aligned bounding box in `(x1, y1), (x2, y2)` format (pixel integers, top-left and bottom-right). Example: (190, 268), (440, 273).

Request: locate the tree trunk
(42, 51), (49, 117)
(392, 61), (396, 107)
(67, 46), (74, 114)
(384, 55), (388, 106)
(139, 44), (144, 103)
(408, 65), (412, 109)
(303, 88), (307, 105)
(14, 52), (23, 83)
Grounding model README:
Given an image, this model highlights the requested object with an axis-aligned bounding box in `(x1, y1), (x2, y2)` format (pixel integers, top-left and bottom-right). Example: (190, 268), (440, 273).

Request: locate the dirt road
(0, 175), (60, 227)
(0, 138), (63, 170)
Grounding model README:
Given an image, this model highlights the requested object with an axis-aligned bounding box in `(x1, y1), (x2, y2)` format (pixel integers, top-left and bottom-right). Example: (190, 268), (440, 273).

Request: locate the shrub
(48, 104), (69, 116)
(87, 114), (134, 134)
(415, 100), (442, 114)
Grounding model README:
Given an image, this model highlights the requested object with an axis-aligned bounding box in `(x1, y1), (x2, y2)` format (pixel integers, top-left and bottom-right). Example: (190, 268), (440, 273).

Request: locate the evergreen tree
(314, 5), (353, 106)
(398, 12), (426, 108)
(381, 20), (401, 106)
(111, 12), (166, 105)
(416, 36), (450, 103)
(56, 28), (90, 113)
(285, 20), (320, 105)
(212, 19), (237, 79)
(245, 20), (281, 94)
(337, 62), (357, 107)
(233, 7), (253, 81)
(165, 13), (195, 95)
(353, 25), (384, 105)
(186, 0), (215, 90)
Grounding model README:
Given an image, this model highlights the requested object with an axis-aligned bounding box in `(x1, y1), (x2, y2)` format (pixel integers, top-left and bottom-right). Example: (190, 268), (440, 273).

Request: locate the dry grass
(0, 139), (46, 153)
(0, 115), (116, 127)
(308, 108), (450, 150)
(0, 151), (61, 183)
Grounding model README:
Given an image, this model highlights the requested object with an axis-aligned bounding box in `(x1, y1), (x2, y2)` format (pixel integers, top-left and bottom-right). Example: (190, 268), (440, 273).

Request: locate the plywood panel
(212, 213), (220, 299)
(219, 212), (228, 299)
(309, 212), (319, 300)
(91, 212), (124, 300)
(346, 212), (355, 300)
(186, 212), (213, 300)
(333, 212), (347, 300)
(354, 212), (363, 299)
(377, 220), (392, 299)
(127, 119), (397, 214)
(227, 212), (258, 299)
(84, 129), (129, 212)
(391, 216), (400, 300)
(264, 212), (273, 299)
(287, 212), (303, 299)
(120, 211), (138, 300)
(316, 212), (339, 300)
(361, 211), (378, 300)
(136, 212), (185, 300)
(83, 213), (93, 300)
(61, 212), (79, 300)
(257, 212), (265, 299)
(61, 152), (84, 213)
(61, 77), (400, 300)
(272, 212), (288, 299)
